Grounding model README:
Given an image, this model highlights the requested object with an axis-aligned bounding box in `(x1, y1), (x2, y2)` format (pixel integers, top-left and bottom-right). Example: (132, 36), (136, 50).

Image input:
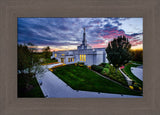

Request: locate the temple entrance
(61, 58), (64, 63)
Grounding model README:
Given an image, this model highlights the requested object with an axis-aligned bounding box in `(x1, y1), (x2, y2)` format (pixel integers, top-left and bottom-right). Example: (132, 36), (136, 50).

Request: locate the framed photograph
(1, 0), (160, 115)
(17, 17), (143, 98)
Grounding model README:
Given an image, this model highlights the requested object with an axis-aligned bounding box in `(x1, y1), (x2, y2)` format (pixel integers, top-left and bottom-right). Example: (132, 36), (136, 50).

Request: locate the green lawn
(18, 74), (44, 97)
(122, 63), (143, 87)
(52, 64), (142, 96)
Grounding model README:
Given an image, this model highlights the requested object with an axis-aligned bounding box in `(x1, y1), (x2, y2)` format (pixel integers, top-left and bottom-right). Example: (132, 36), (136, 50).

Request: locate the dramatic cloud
(18, 18), (143, 51)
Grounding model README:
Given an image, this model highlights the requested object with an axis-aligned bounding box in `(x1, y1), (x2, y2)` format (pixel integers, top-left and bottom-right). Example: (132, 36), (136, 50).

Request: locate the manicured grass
(122, 63), (143, 87)
(52, 64), (142, 96)
(18, 74), (44, 97)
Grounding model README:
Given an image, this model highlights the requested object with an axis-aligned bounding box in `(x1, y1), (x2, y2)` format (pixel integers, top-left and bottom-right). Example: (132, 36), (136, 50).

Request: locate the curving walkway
(131, 66), (143, 81)
(36, 64), (142, 98)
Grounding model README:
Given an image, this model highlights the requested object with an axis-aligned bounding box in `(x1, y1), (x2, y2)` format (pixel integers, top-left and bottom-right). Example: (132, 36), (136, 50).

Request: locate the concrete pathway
(131, 66), (143, 81)
(36, 64), (142, 98)
(119, 68), (133, 86)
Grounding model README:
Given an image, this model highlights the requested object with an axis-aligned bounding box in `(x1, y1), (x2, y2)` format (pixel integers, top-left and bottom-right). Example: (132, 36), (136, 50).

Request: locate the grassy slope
(122, 63), (143, 87)
(53, 65), (142, 96)
(18, 74), (44, 97)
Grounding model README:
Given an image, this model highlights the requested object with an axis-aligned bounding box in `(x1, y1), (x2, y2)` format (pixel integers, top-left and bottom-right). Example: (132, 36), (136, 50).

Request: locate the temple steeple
(82, 27), (87, 45)
(77, 28), (92, 50)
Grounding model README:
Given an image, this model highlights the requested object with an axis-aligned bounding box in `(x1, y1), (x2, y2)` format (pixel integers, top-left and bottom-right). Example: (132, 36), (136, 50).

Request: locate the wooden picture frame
(0, 0), (160, 114)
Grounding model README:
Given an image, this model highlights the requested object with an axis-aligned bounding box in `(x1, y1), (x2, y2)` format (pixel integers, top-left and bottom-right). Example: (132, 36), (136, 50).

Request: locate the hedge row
(91, 65), (104, 73)
(99, 63), (110, 68)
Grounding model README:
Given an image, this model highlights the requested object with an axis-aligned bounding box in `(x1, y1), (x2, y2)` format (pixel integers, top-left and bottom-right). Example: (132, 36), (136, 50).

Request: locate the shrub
(104, 63), (110, 68)
(77, 62), (84, 64)
(129, 85), (134, 90)
(139, 87), (142, 91)
(120, 66), (124, 69)
(133, 83), (140, 90)
(99, 63), (106, 67)
(48, 68), (53, 71)
(88, 66), (91, 69)
(91, 65), (104, 73)
(99, 63), (110, 68)
(79, 64), (84, 67)
(108, 65), (116, 74)
(77, 62), (84, 66)
(103, 68), (109, 74)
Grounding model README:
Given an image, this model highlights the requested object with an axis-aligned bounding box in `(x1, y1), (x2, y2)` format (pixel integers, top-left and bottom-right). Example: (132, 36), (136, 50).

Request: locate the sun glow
(130, 44), (143, 51)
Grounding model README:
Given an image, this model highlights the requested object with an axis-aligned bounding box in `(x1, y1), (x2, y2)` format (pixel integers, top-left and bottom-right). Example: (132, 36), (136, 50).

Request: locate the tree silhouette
(130, 50), (143, 62)
(42, 46), (52, 59)
(18, 44), (44, 76)
(18, 44), (31, 74)
(106, 36), (131, 71)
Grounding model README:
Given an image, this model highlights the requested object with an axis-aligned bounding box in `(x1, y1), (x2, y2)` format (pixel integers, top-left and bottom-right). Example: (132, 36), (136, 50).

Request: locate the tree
(18, 44), (47, 96)
(18, 44), (31, 74)
(106, 36), (131, 71)
(42, 46), (52, 59)
(130, 50), (143, 62)
(18, 44), (45, 76)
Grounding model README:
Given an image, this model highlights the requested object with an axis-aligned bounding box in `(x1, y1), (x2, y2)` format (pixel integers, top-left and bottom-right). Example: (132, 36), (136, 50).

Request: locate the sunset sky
(18, 18), (143, 51)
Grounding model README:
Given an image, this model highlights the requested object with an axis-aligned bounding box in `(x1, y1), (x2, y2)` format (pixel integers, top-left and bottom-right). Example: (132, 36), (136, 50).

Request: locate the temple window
(80, 54), (86, 62)
(82, 54), (83, 61)
(68, 58), (70, 62)
(55, 53), (57, 57)
(84, 55), (86, 62)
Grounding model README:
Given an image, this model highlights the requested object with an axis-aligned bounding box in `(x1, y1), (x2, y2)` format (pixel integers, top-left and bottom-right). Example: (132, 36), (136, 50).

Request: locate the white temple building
(51, 28), (108, 66)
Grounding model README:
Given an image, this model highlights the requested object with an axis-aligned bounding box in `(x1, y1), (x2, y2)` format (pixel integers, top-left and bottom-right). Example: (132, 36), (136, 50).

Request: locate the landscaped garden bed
(51, 64), (142, 96)
(91, 63), (128, 86)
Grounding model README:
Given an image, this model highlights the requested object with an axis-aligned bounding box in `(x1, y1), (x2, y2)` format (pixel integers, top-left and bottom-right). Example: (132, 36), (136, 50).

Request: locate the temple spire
(82, 27), (87, 45)
(83, 27), (85, 33)
(77, 28), (92, 49)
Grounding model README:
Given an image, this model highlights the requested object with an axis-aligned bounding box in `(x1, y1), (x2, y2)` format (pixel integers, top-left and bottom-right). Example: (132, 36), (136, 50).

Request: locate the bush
(108, 65), (116, 74)
(139, 87), (142, 91)
(91, 65), (104, 73)
(99, 63), (106, 67)
(92, 64), (128, 86)
(99, 63), (110, 68)
(103, 68), (109, 74)
(133, 83), (141, 90)
(129, 85), (134, 90)
(77, 62), (84, 66)
(104, 63), (110, 68)
(77, 62), (84, 64)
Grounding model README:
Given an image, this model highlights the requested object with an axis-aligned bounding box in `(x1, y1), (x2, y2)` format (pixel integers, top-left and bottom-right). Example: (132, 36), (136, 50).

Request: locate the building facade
(51, 28), (108, 66)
